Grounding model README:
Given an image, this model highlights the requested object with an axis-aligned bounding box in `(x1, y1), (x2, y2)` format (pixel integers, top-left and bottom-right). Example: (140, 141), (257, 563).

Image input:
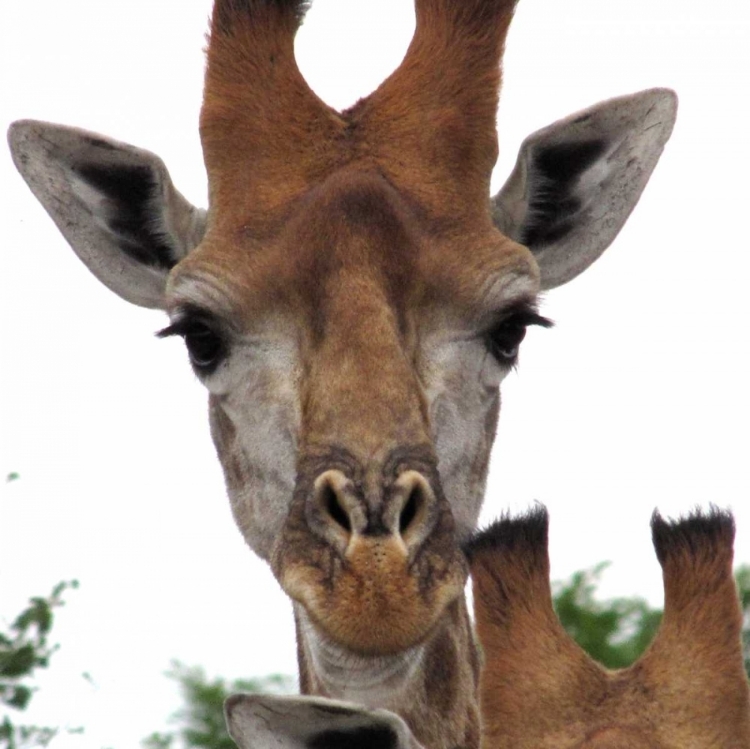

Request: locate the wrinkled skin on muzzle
(272, 447), (467, 655)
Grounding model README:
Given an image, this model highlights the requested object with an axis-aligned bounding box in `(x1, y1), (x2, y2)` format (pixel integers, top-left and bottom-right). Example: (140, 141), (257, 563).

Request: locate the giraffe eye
(183, 321), (224, 372)
(157, 310), (226, 375)
(488, 318), (528, 364)
(486, 305), (553, 366)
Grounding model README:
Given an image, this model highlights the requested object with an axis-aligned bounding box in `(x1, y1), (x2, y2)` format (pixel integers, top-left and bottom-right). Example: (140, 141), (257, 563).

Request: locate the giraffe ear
(492, 88), (677, 290)
(225, 694), (423, 749)
(7, 120), (206, 310)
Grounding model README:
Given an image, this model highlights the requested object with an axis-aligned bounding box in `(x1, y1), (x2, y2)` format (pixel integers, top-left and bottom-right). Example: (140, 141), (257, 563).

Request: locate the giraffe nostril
(310, 469), (358, 545)
(392, 470), (436, 547)
(322, 482), (351, 533)
(399, 484), (422, 535)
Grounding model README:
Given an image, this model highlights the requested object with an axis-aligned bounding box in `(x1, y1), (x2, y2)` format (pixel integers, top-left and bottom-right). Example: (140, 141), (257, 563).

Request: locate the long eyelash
(156, 305), (216, 339)
(491, 301), (555, 331)
(156, 318), (193, 339)
(515, 308), (554, 329)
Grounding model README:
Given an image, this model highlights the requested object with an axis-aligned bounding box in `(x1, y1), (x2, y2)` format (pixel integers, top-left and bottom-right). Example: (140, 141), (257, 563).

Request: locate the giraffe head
(8, 0), (676, 655)
(467, 506), (750, 748)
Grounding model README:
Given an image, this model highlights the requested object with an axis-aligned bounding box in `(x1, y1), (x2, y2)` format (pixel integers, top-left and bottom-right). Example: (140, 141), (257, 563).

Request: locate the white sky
(1, 0), (749, 747)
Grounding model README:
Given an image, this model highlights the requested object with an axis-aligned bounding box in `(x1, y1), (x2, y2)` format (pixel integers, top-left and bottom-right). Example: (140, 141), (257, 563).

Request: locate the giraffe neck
(294, 594), (481, 749)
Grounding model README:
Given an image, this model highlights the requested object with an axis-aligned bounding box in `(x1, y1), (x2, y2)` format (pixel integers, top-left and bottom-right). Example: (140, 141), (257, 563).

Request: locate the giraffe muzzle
(271, 454), (467, 655)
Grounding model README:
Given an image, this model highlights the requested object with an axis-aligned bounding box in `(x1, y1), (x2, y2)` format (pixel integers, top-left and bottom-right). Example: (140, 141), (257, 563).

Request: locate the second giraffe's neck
(294, 595), (481, 749)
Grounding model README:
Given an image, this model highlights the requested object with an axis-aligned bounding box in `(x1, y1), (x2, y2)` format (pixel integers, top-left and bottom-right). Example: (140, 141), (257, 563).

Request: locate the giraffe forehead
(167, 169), (539, 330)
(167, 173), (408, 317)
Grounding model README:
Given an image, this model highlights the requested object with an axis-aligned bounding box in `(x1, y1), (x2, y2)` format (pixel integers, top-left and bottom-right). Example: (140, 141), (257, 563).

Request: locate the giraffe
(466, 506), (750, 748)
(7, 0), (676, 745)
(220, 507), (750, 749)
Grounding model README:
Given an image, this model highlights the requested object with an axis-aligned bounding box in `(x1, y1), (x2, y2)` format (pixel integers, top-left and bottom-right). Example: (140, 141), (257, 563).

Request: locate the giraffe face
(165, 168), (540, 652)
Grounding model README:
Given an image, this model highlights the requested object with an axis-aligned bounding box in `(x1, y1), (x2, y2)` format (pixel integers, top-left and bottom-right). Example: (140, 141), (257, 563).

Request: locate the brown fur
(201, 0), (520, 228)
(467, 507), (750, 749)
(8, 0), (681, 745)
(188, 2), (524, 746)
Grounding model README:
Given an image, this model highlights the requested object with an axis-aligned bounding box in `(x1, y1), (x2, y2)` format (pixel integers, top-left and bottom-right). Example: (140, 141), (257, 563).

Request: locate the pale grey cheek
(226, 417), (297, 560)
(428, 364), (500, 539)
(211, 367), (300, 561)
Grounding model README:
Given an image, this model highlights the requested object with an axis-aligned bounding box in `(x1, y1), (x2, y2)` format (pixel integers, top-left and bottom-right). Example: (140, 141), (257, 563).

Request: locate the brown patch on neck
(411, 598), (481, 749)
(294, 607), (315, 695)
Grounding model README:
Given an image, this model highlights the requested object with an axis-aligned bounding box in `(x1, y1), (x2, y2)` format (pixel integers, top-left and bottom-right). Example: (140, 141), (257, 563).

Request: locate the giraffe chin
(280, 535), (466, 656)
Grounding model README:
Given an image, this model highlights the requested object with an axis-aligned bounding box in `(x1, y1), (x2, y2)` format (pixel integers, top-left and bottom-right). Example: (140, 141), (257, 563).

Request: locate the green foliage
(0, 722), (56, 749)
(736, 565), (750, 677)
(554, 562), (750, 678)
(142, 662), (294, 749)
(553, 563), (662, 669)
(0, 580), (78, 749)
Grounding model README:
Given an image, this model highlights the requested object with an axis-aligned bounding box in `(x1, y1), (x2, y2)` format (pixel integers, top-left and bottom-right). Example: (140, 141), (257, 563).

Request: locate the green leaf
(1, 579), (80, 749)
(0, 717), (14, 744)
(553, 563), (662, 670)
(142, 732), (174, 749)
(13, 600), (52, 636)
(5, 472), (20, 483)
(0, 646), (36, 678)
(51, 580), (78, 600)
(7, 686), (32, 710)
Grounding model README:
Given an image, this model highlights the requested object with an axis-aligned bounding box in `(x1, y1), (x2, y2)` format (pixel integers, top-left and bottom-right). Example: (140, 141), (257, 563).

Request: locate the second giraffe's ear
(225, 694), (423, 749)
(7, 120), (207, 310)
(492, 88), (677, 290)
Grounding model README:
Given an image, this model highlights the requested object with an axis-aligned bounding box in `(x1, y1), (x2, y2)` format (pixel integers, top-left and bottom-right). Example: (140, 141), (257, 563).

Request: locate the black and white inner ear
(307, 724), (400, 749)
(224, 694), (420, 749)
(520, 138), (608, 249)
(73, 162), (181, 271)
